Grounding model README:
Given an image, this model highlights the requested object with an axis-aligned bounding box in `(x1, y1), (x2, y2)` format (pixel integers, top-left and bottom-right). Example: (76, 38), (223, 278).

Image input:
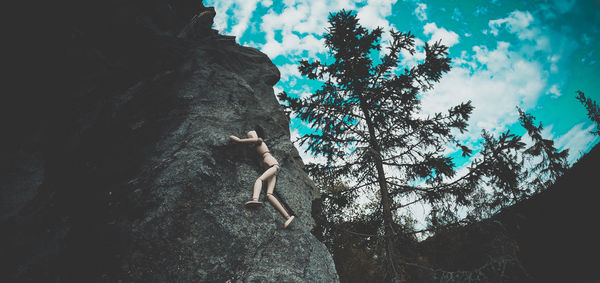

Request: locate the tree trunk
(360, 103), (404, 283)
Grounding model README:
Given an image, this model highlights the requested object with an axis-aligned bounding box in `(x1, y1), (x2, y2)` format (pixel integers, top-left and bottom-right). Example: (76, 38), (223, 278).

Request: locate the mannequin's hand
(257, 137), (263, 144)
(229, 135), (241, 142)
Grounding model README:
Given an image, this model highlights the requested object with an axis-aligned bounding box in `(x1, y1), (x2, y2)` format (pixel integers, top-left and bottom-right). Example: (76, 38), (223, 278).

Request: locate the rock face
(1, 1), (339, 282)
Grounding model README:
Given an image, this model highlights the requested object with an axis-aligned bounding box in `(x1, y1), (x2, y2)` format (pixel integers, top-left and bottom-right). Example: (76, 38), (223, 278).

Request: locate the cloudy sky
(204, 0), (600, 165)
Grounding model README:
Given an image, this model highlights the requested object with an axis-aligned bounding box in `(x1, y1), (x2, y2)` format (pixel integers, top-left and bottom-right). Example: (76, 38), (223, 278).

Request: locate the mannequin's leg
(264, 166), (294, 228)
(266, 175), (290, 218)
(250, 179), (262, 201)
(247, 166), (278, 204)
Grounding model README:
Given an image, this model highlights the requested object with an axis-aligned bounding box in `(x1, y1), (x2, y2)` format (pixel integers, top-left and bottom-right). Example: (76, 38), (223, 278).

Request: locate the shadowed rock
(1, 1), (338, 282)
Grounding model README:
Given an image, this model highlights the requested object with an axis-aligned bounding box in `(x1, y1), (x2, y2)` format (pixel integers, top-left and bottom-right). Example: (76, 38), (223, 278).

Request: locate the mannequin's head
(247, 130), (258, 138)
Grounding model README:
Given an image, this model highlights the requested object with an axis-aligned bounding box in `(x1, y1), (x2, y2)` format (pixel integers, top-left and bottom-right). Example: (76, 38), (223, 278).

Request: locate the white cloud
(261, 0), (273, 8)
(399, 37), (426, 68)
(541, 124), (556, 140)
(396, 22), (458, 77)
(423, 22), (459, 47)
(547, 84), (561, 98)
(555, 123), (599, 163)
(488, 11), (559, 57)
(521, 124), (557, 155)
(232, 1), (260, 39)
(357, 0), (397, 29)
(273, 85), (284, 103)
(291, 84), (314, 99)
(421, 41), (546, 141)
(207, 0), (260, 39)
(356, 0), (398, 47)
(414, 3), (427, 21)
(398, 22), (460, 72)
(278, 64), (302, 82)
(208, 0), (233, 33)
(259, 0), (398, 59)
(259, 0), (347, 59)
(290, 128), (328, 165)
(548, 54), (560, 72)
(488, 10), (538, 40)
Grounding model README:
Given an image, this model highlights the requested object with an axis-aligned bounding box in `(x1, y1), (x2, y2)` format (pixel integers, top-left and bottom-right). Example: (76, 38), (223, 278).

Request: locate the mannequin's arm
(230, 136), (263, 144)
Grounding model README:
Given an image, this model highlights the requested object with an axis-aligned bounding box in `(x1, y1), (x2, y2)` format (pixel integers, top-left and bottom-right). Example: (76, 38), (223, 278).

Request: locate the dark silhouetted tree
(576, 90), (600, 136)
(280, 10), (572, 282)
(452, 130), (526, 221)
(279, 10), (473, 282)
(518, 107), (569, 192)
(450, 108), (568, 222)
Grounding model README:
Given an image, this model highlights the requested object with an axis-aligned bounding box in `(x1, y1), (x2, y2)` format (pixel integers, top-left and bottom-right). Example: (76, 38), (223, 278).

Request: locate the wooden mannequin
(230, 131), (295, 228)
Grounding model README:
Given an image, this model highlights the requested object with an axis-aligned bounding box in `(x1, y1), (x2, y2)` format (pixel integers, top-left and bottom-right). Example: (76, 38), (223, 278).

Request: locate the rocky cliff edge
(1, 1), (339, 282)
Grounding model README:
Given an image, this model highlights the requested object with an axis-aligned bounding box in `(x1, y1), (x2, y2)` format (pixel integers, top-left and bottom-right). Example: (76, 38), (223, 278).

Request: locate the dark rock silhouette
(1, 1), (338, 282)
(416, 143), (600, 282)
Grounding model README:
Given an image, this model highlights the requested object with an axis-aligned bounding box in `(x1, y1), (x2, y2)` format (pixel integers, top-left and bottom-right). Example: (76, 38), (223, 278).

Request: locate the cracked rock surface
(1, 1), (338, 282)
(120, 38), (338, 282)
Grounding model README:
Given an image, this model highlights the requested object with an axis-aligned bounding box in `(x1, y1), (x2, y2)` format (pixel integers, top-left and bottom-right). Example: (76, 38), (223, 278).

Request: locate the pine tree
(278, 10), (474, 282)
(455, 129), (526, 221)
(576, 90), (600, 136)
(280, 10), (575, 281)
(518, 107), (569, 192)
(448, 108), (569, 222)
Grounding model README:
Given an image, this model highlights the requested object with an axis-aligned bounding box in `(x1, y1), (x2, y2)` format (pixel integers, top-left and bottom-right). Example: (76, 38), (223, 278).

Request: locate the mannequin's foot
(283, 216), (295, 228)
(244, 200), (263, 207)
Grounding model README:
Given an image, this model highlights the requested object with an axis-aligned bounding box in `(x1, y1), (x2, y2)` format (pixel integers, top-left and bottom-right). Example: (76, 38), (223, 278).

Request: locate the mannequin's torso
(255, 141), (278, 167)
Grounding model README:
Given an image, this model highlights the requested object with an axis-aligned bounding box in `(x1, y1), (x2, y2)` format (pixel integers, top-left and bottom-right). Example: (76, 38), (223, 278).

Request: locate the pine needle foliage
(576, 90), (600, 136)
(278, 10), (473, 282)
(280, 10), (573, 282)
(518, 107), (569, 192)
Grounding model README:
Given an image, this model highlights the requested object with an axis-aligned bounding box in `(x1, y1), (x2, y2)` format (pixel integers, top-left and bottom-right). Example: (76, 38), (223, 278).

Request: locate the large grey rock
(119, 35), (338, 282)
(1, 1), (339, 282)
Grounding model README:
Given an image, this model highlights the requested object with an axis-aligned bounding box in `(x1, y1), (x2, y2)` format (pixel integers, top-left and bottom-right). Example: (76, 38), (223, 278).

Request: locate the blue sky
(205, 0), (600, 165)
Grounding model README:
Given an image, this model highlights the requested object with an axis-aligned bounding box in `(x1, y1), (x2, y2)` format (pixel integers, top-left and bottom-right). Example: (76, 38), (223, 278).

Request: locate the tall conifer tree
(281, 10), (575, 281)
(279, 10), (474, 281)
